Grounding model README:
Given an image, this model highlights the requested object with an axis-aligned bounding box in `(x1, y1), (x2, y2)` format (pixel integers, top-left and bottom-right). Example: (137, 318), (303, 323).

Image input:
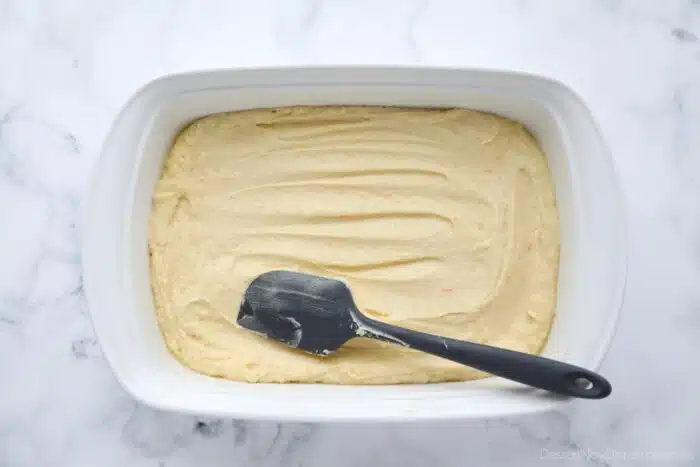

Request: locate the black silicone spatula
(237, 270), (612, 399)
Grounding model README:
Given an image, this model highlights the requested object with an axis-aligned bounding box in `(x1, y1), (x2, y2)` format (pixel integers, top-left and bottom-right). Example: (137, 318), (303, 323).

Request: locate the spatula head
(237, 270), (359, 356)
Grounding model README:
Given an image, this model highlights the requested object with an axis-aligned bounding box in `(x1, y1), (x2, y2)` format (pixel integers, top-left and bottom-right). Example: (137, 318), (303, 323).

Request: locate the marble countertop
(1, 0), (699, 466)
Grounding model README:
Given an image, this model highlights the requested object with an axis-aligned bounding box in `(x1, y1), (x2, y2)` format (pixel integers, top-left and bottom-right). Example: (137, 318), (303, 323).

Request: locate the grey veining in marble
(1, 0), (699, 466)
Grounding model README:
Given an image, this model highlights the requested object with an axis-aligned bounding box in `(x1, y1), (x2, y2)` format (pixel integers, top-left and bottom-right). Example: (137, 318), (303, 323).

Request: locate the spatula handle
(355, 314), (611, 399)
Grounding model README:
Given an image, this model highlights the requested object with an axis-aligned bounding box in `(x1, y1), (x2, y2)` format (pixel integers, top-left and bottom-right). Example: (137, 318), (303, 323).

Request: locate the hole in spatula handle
(567, 372), (611, 399)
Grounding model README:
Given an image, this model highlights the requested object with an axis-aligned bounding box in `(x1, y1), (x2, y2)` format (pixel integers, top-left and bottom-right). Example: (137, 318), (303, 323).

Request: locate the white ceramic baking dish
(83, 66), (626, 421)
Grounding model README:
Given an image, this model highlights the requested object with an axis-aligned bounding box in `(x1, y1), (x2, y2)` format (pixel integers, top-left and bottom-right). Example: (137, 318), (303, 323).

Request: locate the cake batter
(149, 106), (559, 384)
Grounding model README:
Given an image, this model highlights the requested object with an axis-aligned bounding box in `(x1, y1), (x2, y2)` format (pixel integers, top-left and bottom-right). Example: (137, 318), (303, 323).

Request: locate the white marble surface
(1, 0), (699, 465)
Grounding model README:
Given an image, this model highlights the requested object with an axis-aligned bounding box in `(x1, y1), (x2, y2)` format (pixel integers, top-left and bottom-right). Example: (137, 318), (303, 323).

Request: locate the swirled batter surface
(149, 106), (559, 384)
